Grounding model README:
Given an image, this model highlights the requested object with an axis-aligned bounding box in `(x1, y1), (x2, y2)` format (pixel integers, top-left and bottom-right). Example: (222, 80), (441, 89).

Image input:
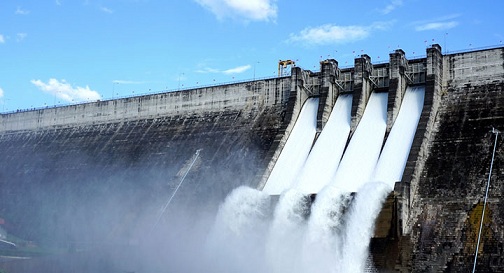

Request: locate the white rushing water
(266, 189), (310, 273)
(372, 86), (425, 186)
(331, 92), (388, 192)
(263, 98), (319, 195)
(295, 95), (353, 194)
(340, 181), (391, 272)
(207, 88), (425, 273)
(206, 186), (271, 273)
(302, 185), (353, 272)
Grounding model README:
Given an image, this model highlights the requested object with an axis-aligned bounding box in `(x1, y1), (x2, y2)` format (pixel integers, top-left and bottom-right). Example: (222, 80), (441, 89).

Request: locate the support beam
(387, 49), (408, 133)
(402, 44), (443, 235)
(317, 59), (339, 133)
(351, 54), (374, 133)
(259, 65), (318, 189)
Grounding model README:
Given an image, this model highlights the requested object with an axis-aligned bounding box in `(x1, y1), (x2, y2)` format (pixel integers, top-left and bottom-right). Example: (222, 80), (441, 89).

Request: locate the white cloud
(380, 0), (402, 14)
(16, 33), (27, 42)
(411, 14), (460, 31)
(0, 87), (4, 98)
(100, 6), (114, 13)
(415, 21), (458, 31)
(15, 6), (30, 15)
(223, 65), (251, 74)
(0, 35), (4, 44)
(288, 22), (393, 46)
(289, 25), (368, 45)
(195, 0), (277, 22)
(31, 79), (101, 102)
(56, 0), (62, 5)
(196, 64), (251, 75)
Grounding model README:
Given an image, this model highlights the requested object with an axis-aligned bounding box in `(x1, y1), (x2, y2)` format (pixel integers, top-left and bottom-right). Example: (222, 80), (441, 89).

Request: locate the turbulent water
(206, 87), (425, 272)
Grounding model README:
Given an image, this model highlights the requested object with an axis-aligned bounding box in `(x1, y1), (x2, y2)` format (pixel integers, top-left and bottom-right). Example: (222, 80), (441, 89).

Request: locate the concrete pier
(350, 54), (374, 133)
(386, 49), (408, 133)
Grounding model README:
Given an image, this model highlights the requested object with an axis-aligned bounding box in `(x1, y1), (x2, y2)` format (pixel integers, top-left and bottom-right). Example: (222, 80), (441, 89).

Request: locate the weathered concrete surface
(258, 66), (319, 189)
(351, 54), (374, 133)
(318, 59), (340, 132)
(392, 47), (504, 272)
(397, 81), (503, 272)
(0, 79), (292, 248)
(387, 49), (408, 133)
(1, 79), (290, 131)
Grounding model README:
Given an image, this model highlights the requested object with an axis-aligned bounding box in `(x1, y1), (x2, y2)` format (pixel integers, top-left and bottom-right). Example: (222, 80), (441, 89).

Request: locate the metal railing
(445, 44), (503, 55)
(1, 75), (289, 115)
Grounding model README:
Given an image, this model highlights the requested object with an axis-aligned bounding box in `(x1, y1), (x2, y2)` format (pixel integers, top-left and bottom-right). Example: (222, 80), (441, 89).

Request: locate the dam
(1, 44), (504, 272)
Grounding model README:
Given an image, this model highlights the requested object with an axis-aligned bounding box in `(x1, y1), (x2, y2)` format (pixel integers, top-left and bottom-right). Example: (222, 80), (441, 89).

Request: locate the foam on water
(302, 185), (352, 272)
(341, 182), (392, 272)
(265, 189), (310, 273)
(205, 186), (271, 273)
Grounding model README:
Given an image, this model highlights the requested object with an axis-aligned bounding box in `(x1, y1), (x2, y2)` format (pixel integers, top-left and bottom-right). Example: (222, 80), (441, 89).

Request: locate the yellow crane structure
(278, 60), (296, 76)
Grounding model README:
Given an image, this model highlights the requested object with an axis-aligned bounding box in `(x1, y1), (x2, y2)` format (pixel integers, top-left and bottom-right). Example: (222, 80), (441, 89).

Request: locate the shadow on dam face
(0, 106), (286, 272)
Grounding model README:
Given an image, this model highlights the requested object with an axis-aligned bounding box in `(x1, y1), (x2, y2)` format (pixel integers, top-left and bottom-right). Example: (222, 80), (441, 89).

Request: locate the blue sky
(1, 0), (503, 112)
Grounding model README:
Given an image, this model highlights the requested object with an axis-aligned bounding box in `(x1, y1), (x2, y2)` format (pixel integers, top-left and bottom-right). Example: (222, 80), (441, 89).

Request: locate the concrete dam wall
(1, 44), (504, 272)
(0, 78), (294, 246)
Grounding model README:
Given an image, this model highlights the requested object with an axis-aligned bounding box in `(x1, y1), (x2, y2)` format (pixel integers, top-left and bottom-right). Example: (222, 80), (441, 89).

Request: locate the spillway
(296, 92), (388, 273)
(372, 86), (425, 185)
(294, 95), (353, 194)
(336, 87), (425, 271)
(262, 98), (319, 195)
(331, 92), (388, 192)
(246, 87), (424, 272)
